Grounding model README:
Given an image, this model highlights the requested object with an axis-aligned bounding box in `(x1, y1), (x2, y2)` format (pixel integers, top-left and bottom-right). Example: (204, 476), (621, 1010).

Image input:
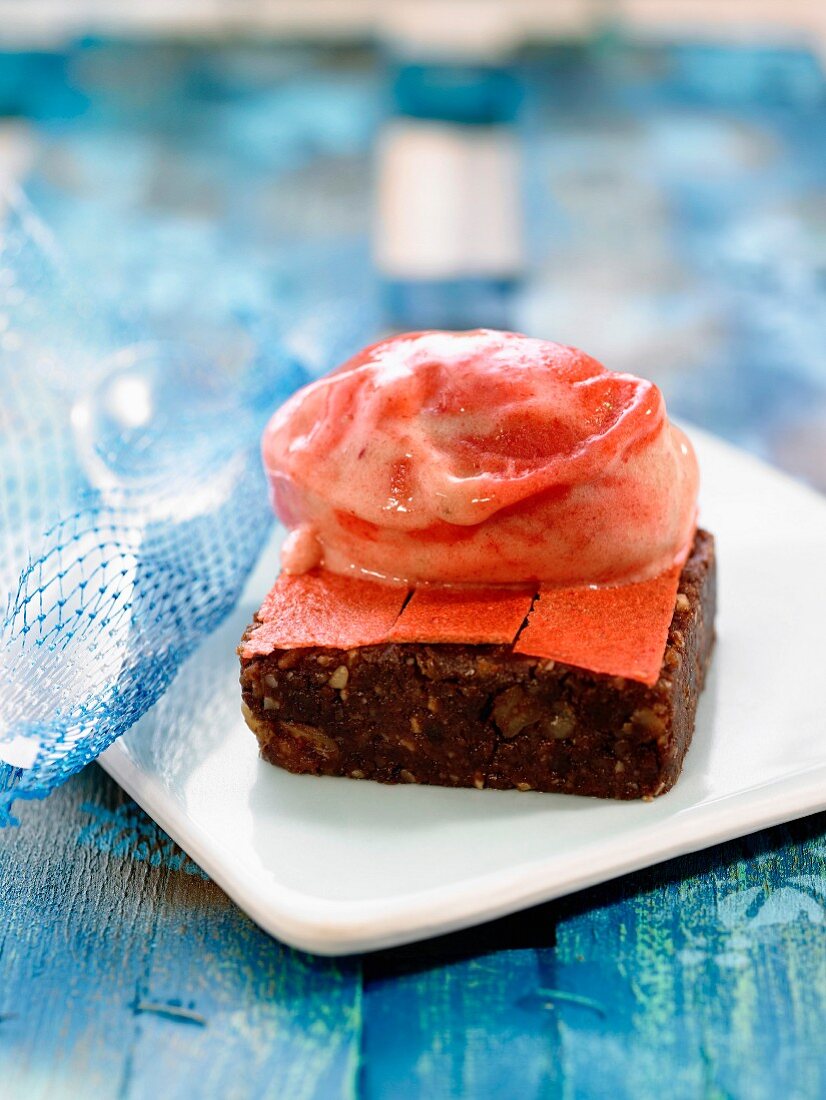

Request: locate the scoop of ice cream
(262, 329), (698, 587)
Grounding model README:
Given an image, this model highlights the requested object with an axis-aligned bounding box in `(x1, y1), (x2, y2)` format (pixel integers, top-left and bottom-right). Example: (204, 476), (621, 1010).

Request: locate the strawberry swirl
(263, 329), (698, 587)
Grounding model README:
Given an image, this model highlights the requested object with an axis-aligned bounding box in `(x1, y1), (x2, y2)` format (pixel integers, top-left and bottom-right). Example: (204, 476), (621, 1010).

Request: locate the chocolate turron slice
(239, 530), (715, 800)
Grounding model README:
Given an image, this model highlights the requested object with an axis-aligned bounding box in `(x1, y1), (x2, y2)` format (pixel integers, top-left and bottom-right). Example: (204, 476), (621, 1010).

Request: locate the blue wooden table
(1, 37), (825, 1098)
(5, 765), (826, 1096)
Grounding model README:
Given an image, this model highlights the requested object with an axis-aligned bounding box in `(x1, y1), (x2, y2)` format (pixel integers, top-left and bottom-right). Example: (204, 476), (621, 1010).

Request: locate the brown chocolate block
(239, 530), (716, 800)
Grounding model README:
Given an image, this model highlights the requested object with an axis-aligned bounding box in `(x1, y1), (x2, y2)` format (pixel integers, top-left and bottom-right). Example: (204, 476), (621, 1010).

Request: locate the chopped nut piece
(328, 665), (349, 689)
(277, 720), (340, 760)
(675, 592), (691, 613)
(546, 708), (575, 739)
(492, 686), (547, 738)
(631, 707), (666, 736)
(240, 702), (269, 739)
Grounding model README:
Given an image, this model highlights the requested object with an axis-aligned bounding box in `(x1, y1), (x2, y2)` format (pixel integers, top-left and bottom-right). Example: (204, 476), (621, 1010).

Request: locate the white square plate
(100, 427), (826, 955)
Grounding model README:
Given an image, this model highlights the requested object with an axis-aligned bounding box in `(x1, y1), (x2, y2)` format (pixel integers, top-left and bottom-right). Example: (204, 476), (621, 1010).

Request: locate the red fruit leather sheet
(387, 586), (534, 645)
(242, 567), (681, 686)
(240, 570), (409, 656)
(513, 566), (682, 685)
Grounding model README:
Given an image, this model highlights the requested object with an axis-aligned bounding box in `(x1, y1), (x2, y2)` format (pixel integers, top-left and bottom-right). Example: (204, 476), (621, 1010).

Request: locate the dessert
(240, 329), (715, 799)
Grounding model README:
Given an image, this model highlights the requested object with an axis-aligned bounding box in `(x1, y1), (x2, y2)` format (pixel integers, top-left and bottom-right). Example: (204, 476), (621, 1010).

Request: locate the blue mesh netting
(0, 187), (371, 823)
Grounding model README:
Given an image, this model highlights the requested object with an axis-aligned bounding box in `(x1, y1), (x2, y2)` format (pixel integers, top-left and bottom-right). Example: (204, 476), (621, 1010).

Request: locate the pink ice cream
(262, 330), (698, 587)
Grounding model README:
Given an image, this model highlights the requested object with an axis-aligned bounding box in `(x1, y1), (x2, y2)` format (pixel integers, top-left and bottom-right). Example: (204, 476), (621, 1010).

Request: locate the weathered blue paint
(6, 766), (826, 1097)
(356, 829), (826, 1099)
(363, 949), (561, 1098)
(545, 830), (826, 1099)
(77, 800), (210, 877)
(0, 767), (362, 1099)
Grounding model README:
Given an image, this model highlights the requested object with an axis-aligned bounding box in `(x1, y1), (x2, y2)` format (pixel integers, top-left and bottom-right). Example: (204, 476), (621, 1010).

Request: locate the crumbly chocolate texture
(239, 530), (716, 800)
